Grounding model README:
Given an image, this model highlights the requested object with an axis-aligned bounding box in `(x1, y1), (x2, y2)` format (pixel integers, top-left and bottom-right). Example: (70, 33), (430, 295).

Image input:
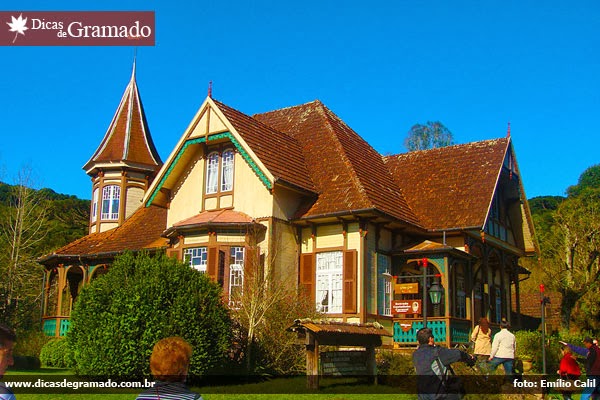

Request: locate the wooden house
(39, 69), (537, 346)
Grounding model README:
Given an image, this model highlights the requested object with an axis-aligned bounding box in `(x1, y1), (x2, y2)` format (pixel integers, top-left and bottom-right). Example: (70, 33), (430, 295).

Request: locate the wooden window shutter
(244, 246), (258, 290)
(165, 248), (181, 260)
(207, 246), (218, 282)
(299, 253), (315, 302)
(343, 249), (357, 314)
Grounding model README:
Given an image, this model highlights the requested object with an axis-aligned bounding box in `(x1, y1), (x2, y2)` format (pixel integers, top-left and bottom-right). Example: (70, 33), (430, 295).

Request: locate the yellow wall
(167, 148), (204, 227)
(315, 225), (344, 249)
(271, 219), (298, 285)
(126, 186), (144, 219)
(273, 186), (305, 220)
(232, 152), (273, 217)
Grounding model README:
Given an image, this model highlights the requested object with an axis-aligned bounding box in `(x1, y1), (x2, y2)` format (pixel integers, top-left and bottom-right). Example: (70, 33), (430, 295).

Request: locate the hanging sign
(395, 282), (419, 294)
(398, 320), (414, 332)
(392, 299), (421, 315)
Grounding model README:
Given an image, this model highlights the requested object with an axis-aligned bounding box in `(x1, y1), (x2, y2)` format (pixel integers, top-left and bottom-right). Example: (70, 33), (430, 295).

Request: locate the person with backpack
(471, 317), (492, 371)
(412, 327), (476, 400)
(560, 337), (600, 400)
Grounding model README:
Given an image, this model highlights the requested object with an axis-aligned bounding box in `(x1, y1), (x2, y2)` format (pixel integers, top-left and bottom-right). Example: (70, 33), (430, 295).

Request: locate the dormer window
(206, 152), (219, 194)
(205, 148), (235, 195)
(221, 149), (234, 192)
(101, 185), (120, 220)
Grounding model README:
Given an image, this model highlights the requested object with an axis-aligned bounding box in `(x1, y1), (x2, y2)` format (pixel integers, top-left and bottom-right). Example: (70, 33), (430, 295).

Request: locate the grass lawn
(5, 369), (416, 400)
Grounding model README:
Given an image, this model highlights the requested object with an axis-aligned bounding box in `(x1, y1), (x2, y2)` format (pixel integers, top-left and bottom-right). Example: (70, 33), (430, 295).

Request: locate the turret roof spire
(83, 60), (162, 175)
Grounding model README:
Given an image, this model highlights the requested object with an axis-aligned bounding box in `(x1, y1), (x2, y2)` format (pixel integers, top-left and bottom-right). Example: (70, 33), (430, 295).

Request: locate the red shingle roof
(83, 67), (162, 173)
(174, 209), (255, 227)
(254, 101), (421, 225)
(384, 138), (510, 230)
(213, 100), (316, 193)
(39, 205), (168, 263)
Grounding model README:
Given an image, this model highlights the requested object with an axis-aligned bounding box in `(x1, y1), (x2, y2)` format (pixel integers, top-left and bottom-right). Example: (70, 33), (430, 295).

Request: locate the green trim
(145, 132), (272, 207)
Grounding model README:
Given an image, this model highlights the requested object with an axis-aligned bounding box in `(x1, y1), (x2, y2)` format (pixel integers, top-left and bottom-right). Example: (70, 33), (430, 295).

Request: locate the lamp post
(419, 258), (443, 327)
(540, 284), (550, 375)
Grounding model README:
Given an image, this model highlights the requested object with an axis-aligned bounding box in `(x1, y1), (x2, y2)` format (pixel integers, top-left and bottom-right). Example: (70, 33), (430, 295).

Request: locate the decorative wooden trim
(146, 132), (272, 207)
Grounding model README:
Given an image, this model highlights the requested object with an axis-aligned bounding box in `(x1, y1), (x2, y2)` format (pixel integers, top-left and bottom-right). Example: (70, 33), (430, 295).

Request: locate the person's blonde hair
(149, 337), (192, 381)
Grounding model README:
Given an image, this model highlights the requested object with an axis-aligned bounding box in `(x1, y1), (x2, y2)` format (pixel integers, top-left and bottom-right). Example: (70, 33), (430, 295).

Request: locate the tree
(0, 168), (49, 329)
(566, 164), (600, 197)
(68, 252), (232, 379)
(404, 121), (454, 151)
(229, 231), (320, 375)
(540, 188), (600, 329)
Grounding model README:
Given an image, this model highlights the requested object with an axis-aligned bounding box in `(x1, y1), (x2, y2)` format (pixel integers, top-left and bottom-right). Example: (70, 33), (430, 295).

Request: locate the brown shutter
(299, 253), (315, 302)
(343, 249), (357, 314)
(207, 246), (218, 282)
(244, 246), (258, 291)
(165, 248), (181, 260)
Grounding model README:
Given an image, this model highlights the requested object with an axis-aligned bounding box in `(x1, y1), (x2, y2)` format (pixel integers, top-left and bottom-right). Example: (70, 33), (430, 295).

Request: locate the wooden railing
(392, 317), (473, 347)
(42, 316), (70, 337)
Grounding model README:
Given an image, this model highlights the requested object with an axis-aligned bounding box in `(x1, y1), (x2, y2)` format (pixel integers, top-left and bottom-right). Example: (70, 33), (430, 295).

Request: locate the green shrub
(377, 350), (415, 376)
(67, 252), (232, 379)
(515, 329), (564, 374)
(40, 338), (74, 368)
(515, 330), (540, 361)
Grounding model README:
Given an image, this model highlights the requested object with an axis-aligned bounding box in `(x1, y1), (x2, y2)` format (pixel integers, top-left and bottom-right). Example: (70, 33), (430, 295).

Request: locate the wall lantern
(429, 279), (444, 305)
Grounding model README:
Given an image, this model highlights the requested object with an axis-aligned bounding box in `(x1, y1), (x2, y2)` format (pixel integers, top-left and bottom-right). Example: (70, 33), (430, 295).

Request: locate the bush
(67, 252), (232, 379)
(376, 350), (415, 376)
(40, 338), (75, 368)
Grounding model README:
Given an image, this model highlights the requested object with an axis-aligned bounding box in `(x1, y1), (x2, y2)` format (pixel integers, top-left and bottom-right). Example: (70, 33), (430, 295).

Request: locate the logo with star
(7, 13), (28, 44)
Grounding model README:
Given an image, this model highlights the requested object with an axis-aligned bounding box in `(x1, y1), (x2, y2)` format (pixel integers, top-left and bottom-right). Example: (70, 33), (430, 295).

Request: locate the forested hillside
(0, 181), (89, 330)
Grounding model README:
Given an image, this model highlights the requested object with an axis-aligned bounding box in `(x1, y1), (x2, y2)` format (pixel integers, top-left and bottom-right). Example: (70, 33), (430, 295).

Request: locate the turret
(83, 61), (162, 233)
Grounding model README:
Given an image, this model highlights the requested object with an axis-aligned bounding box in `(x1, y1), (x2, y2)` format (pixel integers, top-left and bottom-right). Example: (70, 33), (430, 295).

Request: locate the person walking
(412, 327), (475, 399)
(560, 337), (600, 400)
(488, 319), (516, 382)
(0, 325), (16, 400)
(471, 317), (492, 370)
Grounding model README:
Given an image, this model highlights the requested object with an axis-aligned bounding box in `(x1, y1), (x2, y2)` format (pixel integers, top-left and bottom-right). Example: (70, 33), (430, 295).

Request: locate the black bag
(433, 348), (466, 399)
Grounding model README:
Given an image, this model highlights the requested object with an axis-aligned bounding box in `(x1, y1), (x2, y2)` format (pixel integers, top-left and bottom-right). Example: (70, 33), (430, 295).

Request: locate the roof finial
(507, 121), (511, 137)
(131, 48), (137, 80)
(208, 81), (213, 98)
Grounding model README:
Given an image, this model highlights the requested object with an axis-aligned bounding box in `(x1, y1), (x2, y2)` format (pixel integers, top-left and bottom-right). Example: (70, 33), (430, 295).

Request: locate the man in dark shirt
(412, 327), (475, 400)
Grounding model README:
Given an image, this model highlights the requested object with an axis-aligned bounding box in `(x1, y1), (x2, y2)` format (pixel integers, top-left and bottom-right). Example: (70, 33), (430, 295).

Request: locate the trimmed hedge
(67, 252), (232, 379)
(40, 338), (74, 368)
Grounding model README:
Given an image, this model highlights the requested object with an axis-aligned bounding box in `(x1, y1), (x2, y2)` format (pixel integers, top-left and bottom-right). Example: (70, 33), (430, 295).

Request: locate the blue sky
(1, 1), (598, 200)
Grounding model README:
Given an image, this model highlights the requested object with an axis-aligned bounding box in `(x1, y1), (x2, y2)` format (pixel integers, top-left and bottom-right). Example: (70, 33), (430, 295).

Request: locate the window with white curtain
(101, 185), (120, 220)
(377, 254), (392, 316)
(91, 188), (99, 223)
(221, 149), (234, 192)
(206, 152), (219, 194)
(315, 251), (343, 314)
(228, 246), (245, 307)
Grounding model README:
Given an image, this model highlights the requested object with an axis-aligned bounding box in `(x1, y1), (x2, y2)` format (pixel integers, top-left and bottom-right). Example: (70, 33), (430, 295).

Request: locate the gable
(384, 138), (509, 230)
(144, 98), (315, 208)
(384, 138), (536, 255)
